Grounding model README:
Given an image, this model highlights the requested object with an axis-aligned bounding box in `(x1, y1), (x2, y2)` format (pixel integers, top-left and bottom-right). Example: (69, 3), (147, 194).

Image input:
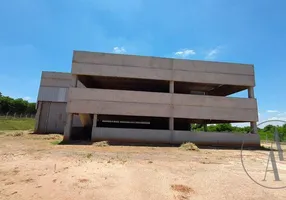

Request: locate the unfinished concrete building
(60, 51), (260, 146)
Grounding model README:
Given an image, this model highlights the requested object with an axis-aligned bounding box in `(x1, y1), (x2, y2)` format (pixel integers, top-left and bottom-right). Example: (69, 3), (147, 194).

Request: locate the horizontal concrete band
(91, 128), (260, 146)
(67, 90), (258, 121)
(72, 63), (255, 86)
(69, 88), (257, 109)
(40, 78), (72, 88)
(40, 78), (85, 88)
(42, 71), (71, 80)
(73, 51), (254, 75)
(68, 100), (257, 121)
(38, 87), (68, 102)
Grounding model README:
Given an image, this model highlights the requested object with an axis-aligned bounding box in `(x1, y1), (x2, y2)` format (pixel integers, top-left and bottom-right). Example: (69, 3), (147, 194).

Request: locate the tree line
(192, 123), (286, 141)
(0, 92), (36, 115)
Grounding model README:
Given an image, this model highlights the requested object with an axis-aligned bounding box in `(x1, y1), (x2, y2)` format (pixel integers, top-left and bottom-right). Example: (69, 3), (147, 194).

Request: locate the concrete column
(169, 81), (174, 93)
(64, 75), (78, 141)
(169, 81), (174, 131)
(72, 75), (78, 88)
(248, 87), (258, 134)
(169, 118), (174, 131)
(63, 113), (73, 141)
(248, 87), (255, 98)
(203, 123), (207, 132)
(93, 114), (98, 127)
(250, 122), (258, 134)
(91, 114), (98, 141)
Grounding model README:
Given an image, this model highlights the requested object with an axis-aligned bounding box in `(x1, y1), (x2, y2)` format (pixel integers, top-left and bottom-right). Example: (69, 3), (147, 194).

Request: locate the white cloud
(277, 112), (286, 116)
(205, 46), (222, 60)
(267, 110), (279, 113)
(232, 122), (249, 127)
(113, 46), (126, 54)
(23, 96), (32, 101)
(174, 49), (196, 58)
(267, 117), (286, 121)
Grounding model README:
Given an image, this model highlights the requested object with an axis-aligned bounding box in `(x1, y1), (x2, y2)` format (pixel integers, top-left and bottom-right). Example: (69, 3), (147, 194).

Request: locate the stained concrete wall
(35, 71), (84, 133)
(67, 88), (258, 122)
(72, 51), (255, 86)
(91, 128), (260, 147)
(38, 71), (85, 103)
(35, 102), (82, 133)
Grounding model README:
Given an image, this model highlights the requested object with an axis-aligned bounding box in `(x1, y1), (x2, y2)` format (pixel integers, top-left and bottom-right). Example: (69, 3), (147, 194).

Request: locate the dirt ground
(1, 131), (286, 200)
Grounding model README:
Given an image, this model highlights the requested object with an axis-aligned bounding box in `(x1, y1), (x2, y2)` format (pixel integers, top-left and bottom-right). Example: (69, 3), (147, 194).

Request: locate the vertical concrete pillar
(203, 123), (207, 132)
(72, 75), (78, 87)
(169, 118), (174, 131)
(91, 114), (98, 141)
(169, 81), (174, 93)
(248, 87), (258, 134)
(169, 81), (174, 131)
(63, 75), (78, 141)
(93, 114), (97, 128)
(248, 87), (255, 98)
(63, 113), (73, 141)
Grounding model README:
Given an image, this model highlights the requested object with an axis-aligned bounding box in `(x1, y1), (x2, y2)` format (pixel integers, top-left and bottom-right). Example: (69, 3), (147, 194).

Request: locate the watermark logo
(241, 120), (286, 189)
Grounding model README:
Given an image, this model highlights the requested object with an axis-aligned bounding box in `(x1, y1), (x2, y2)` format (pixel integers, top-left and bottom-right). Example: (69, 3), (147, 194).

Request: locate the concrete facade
(34, 72), (82, 133)
(60, 51), (260, 146)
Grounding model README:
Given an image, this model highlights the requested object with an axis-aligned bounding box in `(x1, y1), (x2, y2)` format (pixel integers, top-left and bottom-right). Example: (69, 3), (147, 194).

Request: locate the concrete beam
(40, 78), (72, 88)
(173, 70), (255, 86)
(173, 60), (254, 75)
(69, 88), (171, 104)
(69, 88), (257, 109)
(67, 100), (258, 122)
(72, 63), (255, 86)
(68, 100), (171, 117)
(91, 128), (260, 147)
(73, 51), (254, 75)
(173, 105), (258, 122)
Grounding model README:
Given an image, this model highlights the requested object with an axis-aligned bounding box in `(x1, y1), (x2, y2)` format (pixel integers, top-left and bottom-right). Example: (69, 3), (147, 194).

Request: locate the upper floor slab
(72, 51), (255, 87)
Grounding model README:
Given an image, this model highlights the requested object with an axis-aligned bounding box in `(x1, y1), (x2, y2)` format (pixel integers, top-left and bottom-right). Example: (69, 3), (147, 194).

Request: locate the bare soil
(0, 131), (286, 200)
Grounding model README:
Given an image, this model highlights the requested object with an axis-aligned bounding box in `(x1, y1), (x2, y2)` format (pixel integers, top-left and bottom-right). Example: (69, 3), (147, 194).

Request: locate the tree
(215, 123), (233, 132)
(0, 93), (36, 114)
(264, 124), (275, 133)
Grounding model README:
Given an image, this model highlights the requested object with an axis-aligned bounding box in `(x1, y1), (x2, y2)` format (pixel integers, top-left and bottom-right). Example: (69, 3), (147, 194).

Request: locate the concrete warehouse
(35, 50), (260, 146)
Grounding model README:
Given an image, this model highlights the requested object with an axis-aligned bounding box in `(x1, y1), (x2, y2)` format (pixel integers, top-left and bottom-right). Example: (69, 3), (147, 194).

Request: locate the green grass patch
(0, 118), (35, 130)
(50, 140), (61, 145)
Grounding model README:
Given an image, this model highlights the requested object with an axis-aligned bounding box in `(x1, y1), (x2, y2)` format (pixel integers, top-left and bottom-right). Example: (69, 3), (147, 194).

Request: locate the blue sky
(0, 0), (285, 123)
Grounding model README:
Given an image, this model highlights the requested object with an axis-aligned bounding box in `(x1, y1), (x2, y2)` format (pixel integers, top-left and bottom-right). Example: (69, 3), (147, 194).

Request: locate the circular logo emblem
(241, 120), (286, 189)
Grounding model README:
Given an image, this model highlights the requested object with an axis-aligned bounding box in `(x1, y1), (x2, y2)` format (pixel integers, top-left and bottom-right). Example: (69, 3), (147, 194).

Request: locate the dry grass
(93, 141), (109, 147)
(179, 142), (199, 151)
(78, 178), (89, 183)
(86, 153), (92, 159)
(41, 134), (63, 140)
(171, 184), (194, 193)
(5, 132), (24, 137)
